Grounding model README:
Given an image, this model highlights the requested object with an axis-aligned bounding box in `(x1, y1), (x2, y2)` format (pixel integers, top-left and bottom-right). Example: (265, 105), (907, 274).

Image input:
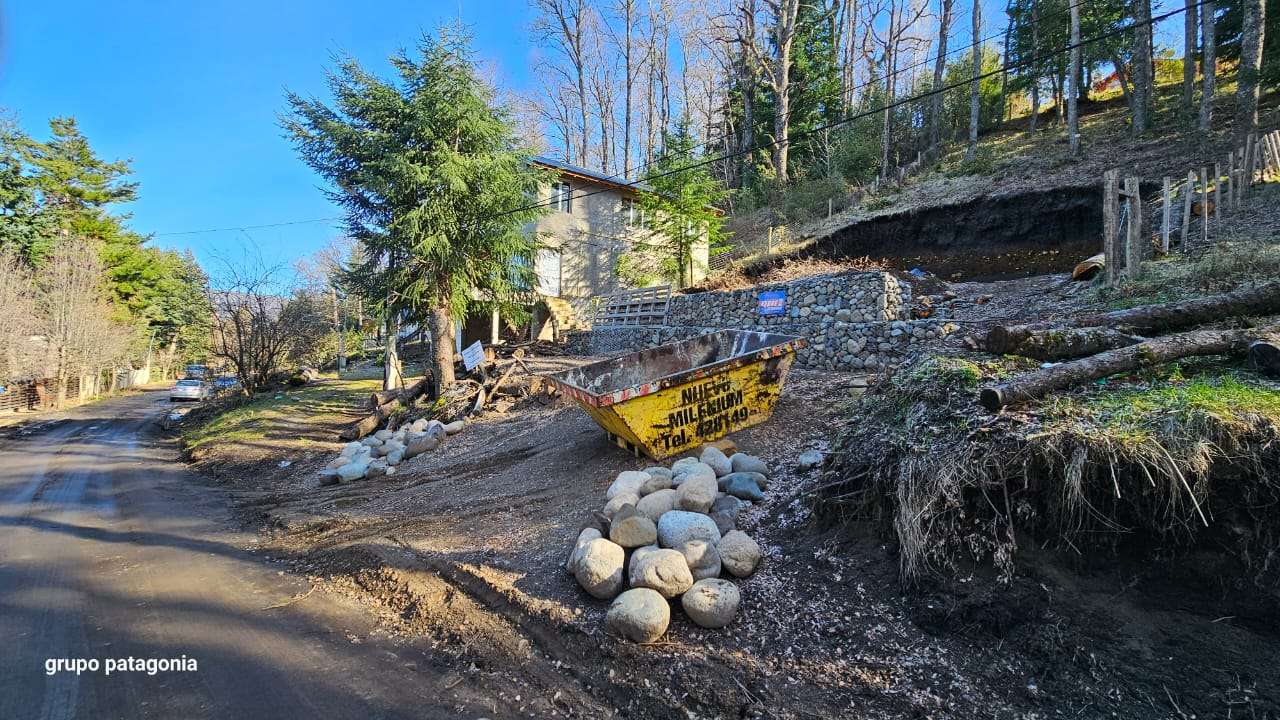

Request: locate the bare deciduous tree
(207, 258), (326, 396)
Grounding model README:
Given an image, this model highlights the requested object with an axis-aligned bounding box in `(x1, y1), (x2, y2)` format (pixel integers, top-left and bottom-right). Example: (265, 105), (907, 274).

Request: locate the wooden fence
(591, 285), (672, 327)
(1102, 129), (1280, 285)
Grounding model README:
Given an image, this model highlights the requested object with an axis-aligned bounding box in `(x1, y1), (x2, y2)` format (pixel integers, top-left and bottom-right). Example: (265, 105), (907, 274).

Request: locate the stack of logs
(979, 281), (1280, 410)
(339, 350), (551, 441)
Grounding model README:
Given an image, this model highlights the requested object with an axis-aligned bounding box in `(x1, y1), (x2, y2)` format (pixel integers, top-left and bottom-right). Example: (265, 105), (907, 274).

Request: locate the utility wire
(480, 0), (1197, 223)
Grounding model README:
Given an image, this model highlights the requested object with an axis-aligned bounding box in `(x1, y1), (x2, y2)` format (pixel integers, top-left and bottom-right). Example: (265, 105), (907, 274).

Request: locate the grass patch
(181, 377), (382, 454)
(817, 352), (1280, 585)
(1098, 225), (1280, 309)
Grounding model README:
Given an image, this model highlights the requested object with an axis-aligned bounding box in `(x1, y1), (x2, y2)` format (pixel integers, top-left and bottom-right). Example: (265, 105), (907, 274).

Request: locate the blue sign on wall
(758, 289), (787, 316)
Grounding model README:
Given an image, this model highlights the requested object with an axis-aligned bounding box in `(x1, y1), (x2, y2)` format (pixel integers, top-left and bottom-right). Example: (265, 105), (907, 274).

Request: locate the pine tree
(636, 122), (729, 288)
(283, 25), (547, 394)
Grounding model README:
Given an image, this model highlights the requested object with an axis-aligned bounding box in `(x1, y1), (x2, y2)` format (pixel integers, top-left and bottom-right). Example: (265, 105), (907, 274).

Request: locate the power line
(151, 0), (1078, 239)
(152, 216), (343, 237)
(485, 0), (1194, 223)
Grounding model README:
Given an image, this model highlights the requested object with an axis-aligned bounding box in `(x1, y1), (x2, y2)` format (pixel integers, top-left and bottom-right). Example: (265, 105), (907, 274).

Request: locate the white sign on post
(461, 340), (485, 371)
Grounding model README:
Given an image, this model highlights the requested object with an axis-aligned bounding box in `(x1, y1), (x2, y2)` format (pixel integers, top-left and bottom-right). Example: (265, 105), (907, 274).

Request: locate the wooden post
(1180, 170), (1195, 250)
(1244, 134), (1255, 193)
(1200, 166), (1209, 246)
(1103, 169), (1122, 286)
(1213, 162), (1222, 220)
(1226, 152), (1235, 209)
(1124, 176), (1143, 279)
(1160, 177), (1172, 253)
(828, 198), (833, 219)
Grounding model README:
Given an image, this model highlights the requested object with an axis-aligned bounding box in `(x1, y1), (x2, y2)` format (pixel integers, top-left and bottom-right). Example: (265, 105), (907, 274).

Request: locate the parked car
(170, 379), (210, 402)
(183, 364), (208, 380)
(212, 376), (239, 391)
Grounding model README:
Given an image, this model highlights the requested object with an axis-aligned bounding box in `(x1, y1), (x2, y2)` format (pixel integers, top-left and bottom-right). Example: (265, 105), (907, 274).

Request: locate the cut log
(1001, 327), (1147, 361)
(367, 376), (431, 410)
(340, 398), (402, 441)
(1071, 253), (1104, 281)
(980, 323), (1280, 410)
(986, 281), (1280, 354)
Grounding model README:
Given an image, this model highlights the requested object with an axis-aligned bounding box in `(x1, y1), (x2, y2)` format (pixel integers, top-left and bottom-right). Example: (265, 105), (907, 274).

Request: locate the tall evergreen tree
(637, 122), (729, 289)
(283, 26), (547, 394)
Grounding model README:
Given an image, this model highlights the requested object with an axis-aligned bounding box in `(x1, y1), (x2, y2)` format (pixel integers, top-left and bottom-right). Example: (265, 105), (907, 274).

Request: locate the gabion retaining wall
(567, 319), (954, 372)
(566, 270), (953, 372)
(665, 270), (909, 327)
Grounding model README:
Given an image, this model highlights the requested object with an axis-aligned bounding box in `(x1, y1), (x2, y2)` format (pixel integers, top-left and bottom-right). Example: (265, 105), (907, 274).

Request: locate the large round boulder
(610, 514), (657, 548)
(635, 488), (678, 523)
(574, 538), (626, 599)
(678, 540), (722, 581)
(717, 530), (762, 578)
(639, 471), (673, 496)
(720, 472), (765, 501)
(605, 588), (670, 643)
(657, 511), (722, 549)
(677, 474), (717, 513)
(607, 471), (651, 500)
(566, 527), (602, 575)
(709, 495), (742, 536)
(730, 453), (770, 476)
(404, 435), (440, 459)
(603, 493), (640, 520)
(628, 548), (694, 598)
(681, 578), (741, 628)
(699, 446), (732, 477)
(337, 461), (368, 483)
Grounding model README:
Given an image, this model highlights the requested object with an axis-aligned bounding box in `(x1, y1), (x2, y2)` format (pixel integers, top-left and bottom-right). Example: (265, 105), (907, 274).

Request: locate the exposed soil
(184, 342), (1280, 718)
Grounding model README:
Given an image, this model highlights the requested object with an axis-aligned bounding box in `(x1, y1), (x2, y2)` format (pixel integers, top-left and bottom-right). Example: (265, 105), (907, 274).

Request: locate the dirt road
(0, 389), (505, 720)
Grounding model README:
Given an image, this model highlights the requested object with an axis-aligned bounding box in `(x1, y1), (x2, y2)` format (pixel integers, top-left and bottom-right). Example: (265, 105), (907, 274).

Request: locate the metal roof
(531, 156), (653, 194)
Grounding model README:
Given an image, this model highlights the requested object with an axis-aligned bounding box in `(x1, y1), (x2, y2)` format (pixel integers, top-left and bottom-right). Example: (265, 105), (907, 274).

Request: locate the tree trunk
(1028, 0), (1040, 134)
(383, 313), (403, 392)
(980, 324), (1280, 410)
(431, 306), (456, 396)
(990, 326), (1147, 361)
(1235, 0), (1266, 145)
(999, 19), (1012, 124)
(929, 0), (953, 155)
(1199, 0), (1216, 132)
(770, 0), (799, 183)
(966, 0), (981, 160)
(1067, 0), (1081, 155)
(881, 3), (899, 175)
(1183, 0), (1198, 120)
(1132, 0), (1153, 135)
(985, 280), (1280, 353)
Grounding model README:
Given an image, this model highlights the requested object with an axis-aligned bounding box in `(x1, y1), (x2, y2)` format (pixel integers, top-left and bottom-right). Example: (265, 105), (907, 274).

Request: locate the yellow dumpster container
(544, 330), (806, 459)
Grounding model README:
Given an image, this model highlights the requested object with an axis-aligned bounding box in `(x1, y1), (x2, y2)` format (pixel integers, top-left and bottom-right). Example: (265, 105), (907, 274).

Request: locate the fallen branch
(986, 281), (1280, 355)
(979, 323), (1280, 410)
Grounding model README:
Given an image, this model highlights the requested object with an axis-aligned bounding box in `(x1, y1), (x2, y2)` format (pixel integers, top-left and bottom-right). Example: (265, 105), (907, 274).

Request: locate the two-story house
(457, 157), (713, 349)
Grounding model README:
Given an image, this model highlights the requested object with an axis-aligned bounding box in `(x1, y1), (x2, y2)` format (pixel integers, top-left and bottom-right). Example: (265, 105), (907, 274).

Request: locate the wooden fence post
(1124, 176), (1143, 279)
(1244, 135), (1255, 194)
(1181, 170), (1195, 250)
(1214, 162), (1222, 220)
(1227, 151), (1235, 209)
(1103, 169), (1122, 286)
(1200, 166), (1210, 246)
(1160, 177), (1172, 253)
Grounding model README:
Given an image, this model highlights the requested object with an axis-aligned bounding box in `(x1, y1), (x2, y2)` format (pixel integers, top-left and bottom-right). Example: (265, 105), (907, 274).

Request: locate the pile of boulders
(566, 443), (770, 643)
(317, 418), (464, 485)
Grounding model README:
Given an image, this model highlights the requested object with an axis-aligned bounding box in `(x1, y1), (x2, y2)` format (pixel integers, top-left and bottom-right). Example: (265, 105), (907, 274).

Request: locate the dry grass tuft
(815, 353), (1280, 586)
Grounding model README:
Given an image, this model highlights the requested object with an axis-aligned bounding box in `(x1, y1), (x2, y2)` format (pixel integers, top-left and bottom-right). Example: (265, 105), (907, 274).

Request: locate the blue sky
(0, 0), (538, 268)
(1, 1), (1185, 271)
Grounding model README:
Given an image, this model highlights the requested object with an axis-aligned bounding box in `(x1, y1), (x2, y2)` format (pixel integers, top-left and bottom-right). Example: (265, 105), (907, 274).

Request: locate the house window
(622, 197), (644, 228)
(552, 181), (572, 214)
